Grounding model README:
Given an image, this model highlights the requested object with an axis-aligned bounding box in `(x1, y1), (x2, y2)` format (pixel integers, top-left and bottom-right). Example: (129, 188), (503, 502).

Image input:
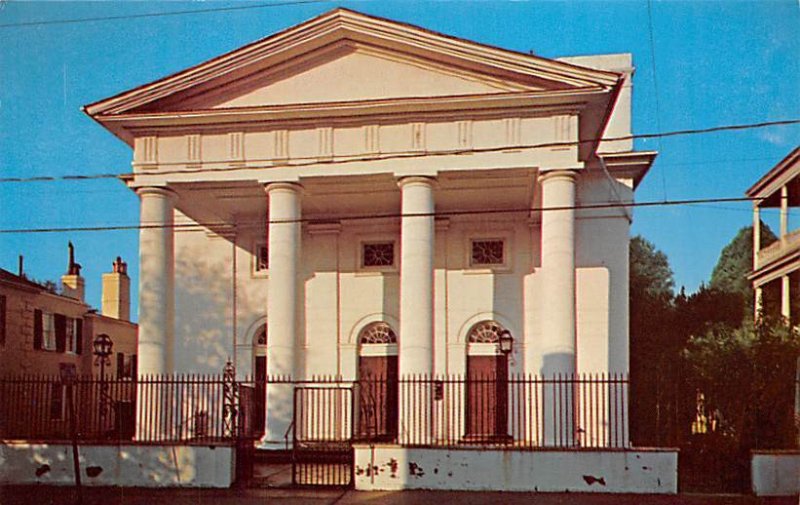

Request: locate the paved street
(1, 486), (796, 505)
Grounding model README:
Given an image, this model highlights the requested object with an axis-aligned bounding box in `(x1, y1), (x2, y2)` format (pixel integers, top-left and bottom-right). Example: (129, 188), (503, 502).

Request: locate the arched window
(358, 322), (397, 345)
(468, 320), (504, 344)
(253, 324), (267, 346)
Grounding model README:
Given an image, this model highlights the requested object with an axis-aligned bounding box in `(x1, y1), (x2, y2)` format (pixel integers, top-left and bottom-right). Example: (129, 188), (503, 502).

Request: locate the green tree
(630, 235), (674, 300)
(683, 318), (800, 449)
(709, 223), (777, 315)
(629, 236), (680, 445)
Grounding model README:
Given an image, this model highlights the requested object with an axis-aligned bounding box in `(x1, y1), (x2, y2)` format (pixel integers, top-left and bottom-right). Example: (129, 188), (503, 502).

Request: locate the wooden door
(253, 356), (266, 438)
(357, 356), (398, 441)
(466, 354), (508, 440)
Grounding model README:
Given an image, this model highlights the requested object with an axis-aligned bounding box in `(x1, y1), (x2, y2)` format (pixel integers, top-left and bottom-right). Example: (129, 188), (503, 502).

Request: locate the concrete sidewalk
(0, 486), (796, 505)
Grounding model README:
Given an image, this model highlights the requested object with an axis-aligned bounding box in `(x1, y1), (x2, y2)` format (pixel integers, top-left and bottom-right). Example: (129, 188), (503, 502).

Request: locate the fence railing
(0, 373), (629, 449)
(289, 374), (629, 449)
(0, 374), (252, 444)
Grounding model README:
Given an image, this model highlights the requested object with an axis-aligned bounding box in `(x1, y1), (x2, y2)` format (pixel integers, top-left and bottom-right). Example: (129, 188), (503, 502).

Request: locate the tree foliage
(709, 223), (776, 305)
(683, 318), (800, 449)
(630, 235), (674, 300)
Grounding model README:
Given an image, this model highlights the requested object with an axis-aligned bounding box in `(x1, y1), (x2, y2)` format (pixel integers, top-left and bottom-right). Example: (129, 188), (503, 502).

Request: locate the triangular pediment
(85, 8), (621, 117)
(190, 44), (542, 110)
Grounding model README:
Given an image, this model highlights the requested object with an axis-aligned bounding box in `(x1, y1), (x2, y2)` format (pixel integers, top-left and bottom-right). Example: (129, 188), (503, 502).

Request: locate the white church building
(84, 8), (676, 492)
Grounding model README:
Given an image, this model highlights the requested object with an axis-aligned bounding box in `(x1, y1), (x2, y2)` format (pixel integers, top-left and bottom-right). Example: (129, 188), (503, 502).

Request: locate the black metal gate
(292, 386), (354, 487)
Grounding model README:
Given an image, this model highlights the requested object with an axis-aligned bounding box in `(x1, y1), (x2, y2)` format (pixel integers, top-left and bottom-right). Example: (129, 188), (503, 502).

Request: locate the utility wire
(0, 196), (764, 235)
(1, 118), (798, 185)
(6, 155), (780, 196)
(0, 0), (329, 29)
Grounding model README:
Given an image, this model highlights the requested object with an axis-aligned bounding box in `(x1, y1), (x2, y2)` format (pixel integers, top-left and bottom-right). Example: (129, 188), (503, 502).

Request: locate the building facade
(748, 147), (800, 320)
(0, 252), (137, 378)
(85, 9), (654, 448)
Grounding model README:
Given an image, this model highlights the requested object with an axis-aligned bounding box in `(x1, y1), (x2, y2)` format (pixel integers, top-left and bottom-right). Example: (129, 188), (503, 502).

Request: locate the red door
(357, 356), (398, 441)
(253, 356), (266, 438)
(466, 355), (509, 441)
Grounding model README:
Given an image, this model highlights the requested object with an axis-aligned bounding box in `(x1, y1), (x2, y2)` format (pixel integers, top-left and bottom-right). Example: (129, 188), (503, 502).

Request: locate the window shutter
(33, 309), (43, 350)
(75, 319), (83, 355)
(54, 314), (66, 352)
(117, 352), (124, 379)
(131, 355), (138, 380)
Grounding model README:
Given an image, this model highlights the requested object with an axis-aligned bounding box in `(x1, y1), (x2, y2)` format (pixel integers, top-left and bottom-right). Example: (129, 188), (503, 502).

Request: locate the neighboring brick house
(0, 250), (137, 378)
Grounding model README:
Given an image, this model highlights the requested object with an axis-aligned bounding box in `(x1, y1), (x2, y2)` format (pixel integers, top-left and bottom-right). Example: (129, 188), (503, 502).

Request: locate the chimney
(102, 256), (130, 321)
(18, 255), (24, 277)
(61, 241), (85, 301)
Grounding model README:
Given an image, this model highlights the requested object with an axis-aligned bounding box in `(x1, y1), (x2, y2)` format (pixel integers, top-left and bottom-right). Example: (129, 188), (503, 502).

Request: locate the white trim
(467, 342), (501, 356)
(465, 231), (513, 272)
(357, 237), (398, 273)
(454, 312), (517, 344)
(348, 313), (399, 344)
(359, 343), (398, 357)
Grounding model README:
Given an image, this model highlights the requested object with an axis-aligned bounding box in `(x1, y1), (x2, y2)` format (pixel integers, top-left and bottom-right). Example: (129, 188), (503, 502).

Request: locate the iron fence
(0, 373), (628, 449)
(374, 373), (629, 448)
(0, 373), (248, 444)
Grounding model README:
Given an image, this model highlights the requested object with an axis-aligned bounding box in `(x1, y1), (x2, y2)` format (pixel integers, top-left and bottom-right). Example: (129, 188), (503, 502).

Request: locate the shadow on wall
(175, 254), (234, 373)
(0, 442), (232, 488)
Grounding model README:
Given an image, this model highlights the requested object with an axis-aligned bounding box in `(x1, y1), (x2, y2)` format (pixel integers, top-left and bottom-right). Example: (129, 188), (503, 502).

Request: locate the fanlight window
(253, 324), (267, 346)
(359, 322), (397, 345)
(468, 321), (505, 343)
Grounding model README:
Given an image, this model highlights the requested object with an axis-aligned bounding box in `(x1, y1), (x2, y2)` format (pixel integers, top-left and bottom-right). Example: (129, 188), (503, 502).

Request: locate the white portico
(85, 8), (654, 449)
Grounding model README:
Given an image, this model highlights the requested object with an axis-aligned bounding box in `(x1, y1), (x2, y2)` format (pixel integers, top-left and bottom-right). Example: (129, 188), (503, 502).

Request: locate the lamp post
(93, 333), (113, 435)
(498, 329), (514, 355)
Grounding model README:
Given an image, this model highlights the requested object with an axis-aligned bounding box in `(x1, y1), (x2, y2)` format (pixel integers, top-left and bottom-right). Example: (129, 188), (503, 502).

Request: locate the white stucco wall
(0, 442), (234, 488)
(171, 171), (632, 382)
(353, 445), (677, 493)
(752, 451), (800, 496)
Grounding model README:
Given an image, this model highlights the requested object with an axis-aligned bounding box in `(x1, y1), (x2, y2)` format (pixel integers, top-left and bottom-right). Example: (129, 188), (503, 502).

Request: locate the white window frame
(466, 232), (513, 272)
(358, 239), (398, 272)
(65, 318), (77, 354)
(42, 312), (56, 351)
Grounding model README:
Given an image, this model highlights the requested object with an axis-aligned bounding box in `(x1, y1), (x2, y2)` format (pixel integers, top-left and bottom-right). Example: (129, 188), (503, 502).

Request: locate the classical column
(783, 275), (792, 321)
(538, 170), (577, 445)
(753, 204), (761, 271)
(136, 187), (177, 376)
(398, 176), (436, 376)
(398, 176), (435, 444)
(262, 182), (302, 448)
(539, 170), (577, 376)
(781, 185), (789, 241)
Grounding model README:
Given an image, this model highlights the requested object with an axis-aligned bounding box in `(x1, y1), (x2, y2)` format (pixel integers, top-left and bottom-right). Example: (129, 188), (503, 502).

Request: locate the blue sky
(1, 1), (798, 319)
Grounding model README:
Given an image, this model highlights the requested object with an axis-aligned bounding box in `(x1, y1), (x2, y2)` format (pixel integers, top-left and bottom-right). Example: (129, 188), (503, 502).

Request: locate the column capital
(264, 181), (304, 196)
(397, 175), (437, 190)
(538, 169), (578, 185)
(136, 186), (178, 202)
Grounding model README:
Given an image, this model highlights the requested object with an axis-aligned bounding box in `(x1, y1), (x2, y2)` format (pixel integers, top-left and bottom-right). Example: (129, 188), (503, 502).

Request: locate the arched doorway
(251, 324), (267, 437)
(357, 322), (398, 441)
(465, 321), (509, 441)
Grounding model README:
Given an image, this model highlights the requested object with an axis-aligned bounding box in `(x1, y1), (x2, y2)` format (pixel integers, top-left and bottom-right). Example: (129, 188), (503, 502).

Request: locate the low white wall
(354, 445), (677, 494)
(0, 443), (234, 488)
(752, 451), (800, 496)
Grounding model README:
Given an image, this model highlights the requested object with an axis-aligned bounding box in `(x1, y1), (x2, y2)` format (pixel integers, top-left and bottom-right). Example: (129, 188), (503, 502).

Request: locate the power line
(0, 195), (763, 235)
(0, 0), (328, 29)
(1, 118), (798, 185)
(5, 155), (780, 197)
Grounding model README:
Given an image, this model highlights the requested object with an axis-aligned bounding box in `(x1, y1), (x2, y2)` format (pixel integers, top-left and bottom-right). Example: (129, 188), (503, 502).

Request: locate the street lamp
(498, 329), (514, 355)
(93, 333), (113, 435)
